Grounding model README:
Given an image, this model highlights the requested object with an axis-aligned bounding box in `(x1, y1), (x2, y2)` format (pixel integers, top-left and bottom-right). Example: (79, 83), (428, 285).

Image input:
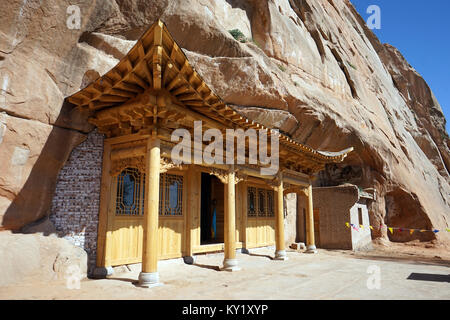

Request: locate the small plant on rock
(347, 61), (357, 70)
(229, 29), (247, 43)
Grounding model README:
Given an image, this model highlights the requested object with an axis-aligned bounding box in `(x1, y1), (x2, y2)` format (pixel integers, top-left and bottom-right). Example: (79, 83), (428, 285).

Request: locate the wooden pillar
(274, 176), (288, 260)
(241, 182), (249, 253)
(138, 137), (162, 287)
(222, 170), (240, 271)
(183, 165), (196, 264)
(305, 184), (317, 253)
(92, 141), (114, 278)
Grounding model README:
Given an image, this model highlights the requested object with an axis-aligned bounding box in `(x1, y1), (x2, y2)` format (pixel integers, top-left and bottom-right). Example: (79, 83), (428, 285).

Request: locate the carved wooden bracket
(160, 157), (183, 173)
(297, 187), (309, 197)
(284, 185), (307, 195)
(209, 168), (229, 184)
(267, 178), (281, 189)
(234, 172), (247, 185)
(209, 168), (247, 185)
(267, 172), (283, 189)
(110, 155), (146, 176)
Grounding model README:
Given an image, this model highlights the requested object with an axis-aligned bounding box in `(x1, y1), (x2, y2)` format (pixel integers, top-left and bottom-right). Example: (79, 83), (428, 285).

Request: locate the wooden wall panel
(109, 217), (144, 266)
(187, 168), (201, 250)
(158, 218), (184, 259)
(246, 219), (258, 248)
(245, 218), (276, 249)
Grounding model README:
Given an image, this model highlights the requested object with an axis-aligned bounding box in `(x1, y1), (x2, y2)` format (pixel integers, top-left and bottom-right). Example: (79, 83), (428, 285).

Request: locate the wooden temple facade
(67, 20), (353, 287)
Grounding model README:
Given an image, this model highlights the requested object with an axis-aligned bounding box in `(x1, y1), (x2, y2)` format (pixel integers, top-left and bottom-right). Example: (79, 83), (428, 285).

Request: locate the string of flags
(345, 222), (450, 234)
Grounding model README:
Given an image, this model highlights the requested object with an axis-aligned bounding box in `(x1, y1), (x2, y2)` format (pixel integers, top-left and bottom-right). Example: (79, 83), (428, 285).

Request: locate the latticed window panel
(266, 189), (275, 217)
(247, 186), (275, 218)
(160, 173), (183, 216)
(258, 188), (266, 217)
(115, 167), (145, 216)
(247, 187), (257, 217)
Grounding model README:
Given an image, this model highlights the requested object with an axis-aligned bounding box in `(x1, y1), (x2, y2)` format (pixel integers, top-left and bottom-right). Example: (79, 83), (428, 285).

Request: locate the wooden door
(104, 167), (186, 266)
(313, 208), (320, 247)
(245, 186), (276, 249)
(104, 167), (145, 266)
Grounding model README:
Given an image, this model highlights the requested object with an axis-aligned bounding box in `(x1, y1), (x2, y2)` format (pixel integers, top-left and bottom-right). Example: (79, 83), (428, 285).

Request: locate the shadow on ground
(407, 273), (450, 283)
(341, 251), (450, 267)
(246, 253), (274, 260)
(191, 263), (221, 271)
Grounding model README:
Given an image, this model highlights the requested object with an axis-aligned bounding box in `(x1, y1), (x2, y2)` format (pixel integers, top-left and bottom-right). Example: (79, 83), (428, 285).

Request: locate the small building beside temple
(297, 184), (376, 251)
(53, 20), (353, 287)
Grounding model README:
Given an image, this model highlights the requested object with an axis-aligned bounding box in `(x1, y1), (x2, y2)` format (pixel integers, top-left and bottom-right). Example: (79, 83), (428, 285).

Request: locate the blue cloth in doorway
(211, 207), (216, 239)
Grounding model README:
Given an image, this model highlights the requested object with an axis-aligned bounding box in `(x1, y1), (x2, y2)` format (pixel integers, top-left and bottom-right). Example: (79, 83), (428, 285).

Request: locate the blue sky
(351, 0), (450, 133)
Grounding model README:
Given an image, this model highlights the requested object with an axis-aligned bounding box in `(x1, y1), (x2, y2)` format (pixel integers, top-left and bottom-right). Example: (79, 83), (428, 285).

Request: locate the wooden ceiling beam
(185, 101), (206, 107)
(137, 42), (146, 59)
(142, 59), (153, 87)
(116, 81), (144, 94)
(100, 77), (114, 88)
(90, 101), (116, 109)
(130, 72), (149, 90)
(109, 88), (136, 98)
(153, 46), (163, 90)
(154, 20), (163, 46)
(98, 95), (129, 103)
(177, 92), (200, 101)
(163, 62), (174, 87)
(170, 42), (181, 62)
(167, 74), (184, 92)
(172, 85), (190, 96)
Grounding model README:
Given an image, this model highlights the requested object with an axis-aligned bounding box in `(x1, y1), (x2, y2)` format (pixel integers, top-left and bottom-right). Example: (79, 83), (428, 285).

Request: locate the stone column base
(137, 271), (163, 288)
(305, 245), (318, 254)
(91, 266), (114, 279)
(274, 250), (289, 261)
(183, 256), (196, 265)
(221, 258), (241, 272)
(241, 248), (250, 254)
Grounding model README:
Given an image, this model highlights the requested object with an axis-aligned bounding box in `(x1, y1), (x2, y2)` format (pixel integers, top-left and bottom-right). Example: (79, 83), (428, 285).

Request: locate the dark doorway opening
(200, 173), (224, 245)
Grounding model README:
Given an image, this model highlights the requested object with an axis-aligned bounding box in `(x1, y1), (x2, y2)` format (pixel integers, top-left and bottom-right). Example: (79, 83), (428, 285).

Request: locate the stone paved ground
(0, 247), (449, 300)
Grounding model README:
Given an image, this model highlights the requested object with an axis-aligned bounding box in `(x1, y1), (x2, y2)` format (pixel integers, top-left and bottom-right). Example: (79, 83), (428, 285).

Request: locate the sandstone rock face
(0, 229), (87, 287)
(0, 0), (448, 246)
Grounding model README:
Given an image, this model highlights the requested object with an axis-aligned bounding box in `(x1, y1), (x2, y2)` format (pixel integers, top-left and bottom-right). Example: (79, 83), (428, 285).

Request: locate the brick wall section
(297, 185), (373, 250)
(50, 130), (103, 270)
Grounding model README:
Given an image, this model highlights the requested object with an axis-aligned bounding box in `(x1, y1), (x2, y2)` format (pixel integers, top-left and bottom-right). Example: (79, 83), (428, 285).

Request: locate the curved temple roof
(67, 20), (353, 175)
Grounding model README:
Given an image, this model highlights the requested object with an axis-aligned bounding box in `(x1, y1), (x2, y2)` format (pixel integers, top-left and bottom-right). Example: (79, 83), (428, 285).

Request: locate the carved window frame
(159, 173), (184, 216)
(113, 167), (146, 216)
(247, 185), (275, 218)
(109, 148), (185, 217)
(247, 186), (257, 217)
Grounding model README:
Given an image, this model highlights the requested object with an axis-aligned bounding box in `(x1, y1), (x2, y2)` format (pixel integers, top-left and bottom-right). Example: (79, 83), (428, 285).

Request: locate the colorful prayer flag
(388, 227), (393, 234)
(360, 225), (364, 229)
(346, 222), (350, 228)
(369, 226), (374, 231)
(409, 229), (414, 235)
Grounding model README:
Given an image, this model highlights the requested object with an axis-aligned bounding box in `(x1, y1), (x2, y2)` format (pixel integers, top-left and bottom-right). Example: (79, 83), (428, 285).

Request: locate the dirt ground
(0, 241), (449, 300)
